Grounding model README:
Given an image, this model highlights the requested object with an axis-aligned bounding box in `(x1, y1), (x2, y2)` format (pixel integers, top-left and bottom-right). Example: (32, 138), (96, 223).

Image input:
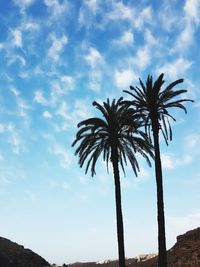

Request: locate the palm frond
(72, 97), (154, 177)
(123, 73), (193, 143)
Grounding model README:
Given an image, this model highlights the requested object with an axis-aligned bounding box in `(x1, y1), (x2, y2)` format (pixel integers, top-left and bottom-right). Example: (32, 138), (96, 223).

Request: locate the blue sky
(0, 0), (200, 265)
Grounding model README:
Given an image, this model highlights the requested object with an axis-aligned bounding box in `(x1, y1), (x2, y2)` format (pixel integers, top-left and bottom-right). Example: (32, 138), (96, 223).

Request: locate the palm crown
(123, 73), (194, 144)
(72, 97), (153, 176)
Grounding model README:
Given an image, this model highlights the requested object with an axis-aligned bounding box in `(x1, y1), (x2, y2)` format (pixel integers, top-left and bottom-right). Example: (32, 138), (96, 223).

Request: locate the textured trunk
(111, 146), (126, 267)
(152, 119), (167, 267)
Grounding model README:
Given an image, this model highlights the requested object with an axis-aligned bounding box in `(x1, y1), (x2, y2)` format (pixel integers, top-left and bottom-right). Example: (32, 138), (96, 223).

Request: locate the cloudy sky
(0, 0), (200, 265)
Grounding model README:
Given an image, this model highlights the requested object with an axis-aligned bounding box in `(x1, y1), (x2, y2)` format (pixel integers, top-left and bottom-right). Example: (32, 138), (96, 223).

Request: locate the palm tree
(72, 98), (154, 267)
(123, 73), (193, 267)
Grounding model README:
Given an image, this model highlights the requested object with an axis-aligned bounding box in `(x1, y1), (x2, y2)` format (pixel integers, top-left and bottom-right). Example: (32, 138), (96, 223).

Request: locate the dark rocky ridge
(0, 237), (50, 267)
(67, 227), (200, 267)
(1, 227), (200, 267)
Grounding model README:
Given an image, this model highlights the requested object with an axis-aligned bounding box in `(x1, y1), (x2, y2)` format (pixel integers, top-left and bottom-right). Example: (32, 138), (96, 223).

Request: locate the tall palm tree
(123, 73), (193, 267)
(72, 98), (154, 267)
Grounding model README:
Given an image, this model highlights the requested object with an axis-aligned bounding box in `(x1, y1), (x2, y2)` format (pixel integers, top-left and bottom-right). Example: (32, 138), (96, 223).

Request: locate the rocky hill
(0, 237), (50, 267)
(1, 227), (200, 267)
(65, 227), (200, 267)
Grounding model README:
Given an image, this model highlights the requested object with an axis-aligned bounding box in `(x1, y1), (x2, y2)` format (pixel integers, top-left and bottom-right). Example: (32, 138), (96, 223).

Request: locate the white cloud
(105, 3), (152, 30)
(7, 55), (26, 66)
(11, 29), (23, 48)
(0, 124), (7, 133)
(134, 46), (151, 70)
(144, 29), (157, 46)
(106, 2), (133, 21)
(184, 0), (200, 24)
(184, 133), (200, 149)
(134, 6), (153, 29)
(158, 0), (179, 31)
(7, 123), (24, 155)
(44, 0), (69, 20)
(161, 153), (193, 170)
(9, 88), (31, 126)
(0, 43), (4, 50)
(114, 68), (137, 88)
(88, 69), (102, 92)
(34, 90), (48, 106)
(24, 20), (40, 32)
(53, 122), (68, 132)
(78, 0), (102, 27)
(43, 111), (52, 119)
(113, 31), (134, 47)
(137, 167), (150, 180)
(52, 144), (71, 169)
(60, 75), (75, 91)
(48, 33), (68, 62)
(85, 47), (103, 68)
(18, 71), (30, 79)
(57, 101), (70, 120)
(174, 20), (195, 52)
(172, 0), (200, 53)
(161, 154), (175, 170)
(158, 58), (192, 79)
(10, 87), (20, 96)
(17, 98), (31, 118)
(88, 80), (101, 92)
(13, 0), (35, 11)
(84, 47), (104, 91)
(127, 29), (157, 71)
(85, 0), (100, 14)
(74, 99), (92, 120)
(50, 75), (75, 103)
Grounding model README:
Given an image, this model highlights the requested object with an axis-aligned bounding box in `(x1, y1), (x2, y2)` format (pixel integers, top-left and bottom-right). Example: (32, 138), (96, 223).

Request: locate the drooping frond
(123, 73), (194, 144)
(72, 97), (154, 177)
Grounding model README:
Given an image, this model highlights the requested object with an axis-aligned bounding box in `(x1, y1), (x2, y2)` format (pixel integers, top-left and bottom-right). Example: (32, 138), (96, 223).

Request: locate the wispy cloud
(7, 123), (24, 155)
(12, 0), (35, 13)
(34, 90), (49, 106)
(52, 143), (72, 169)
(84, 47), (104, 92)
(48, 33), (68, 62)
(11, 29), (23, 48)
(161, 153), (193, 170)
(43, 111), (52, 119)
(184, 0), (200, 24)
(157, 58), (192, 79)
(114, 68), (137, 89)
(85, 47), (103, 68)
(10, 86), (32, 127)
(105, 2), (153, 30)
(112, 30), (134, 47)
(44, 0), (69, 21)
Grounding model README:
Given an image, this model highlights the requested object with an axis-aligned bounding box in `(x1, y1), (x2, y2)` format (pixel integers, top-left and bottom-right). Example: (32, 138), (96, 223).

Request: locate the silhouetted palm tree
(123, 73), (193, 267)
(72, 98), (154, 267)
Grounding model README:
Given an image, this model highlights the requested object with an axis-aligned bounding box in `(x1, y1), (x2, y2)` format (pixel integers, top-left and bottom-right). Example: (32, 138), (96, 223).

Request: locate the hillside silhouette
(1, 227), (200, 267)
(0, 237), (50, 267)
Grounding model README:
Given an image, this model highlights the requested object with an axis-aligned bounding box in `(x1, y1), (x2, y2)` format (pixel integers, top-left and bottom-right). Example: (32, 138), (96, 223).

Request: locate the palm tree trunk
(111, 146), (126, 267)
(152, 121), (167, 267)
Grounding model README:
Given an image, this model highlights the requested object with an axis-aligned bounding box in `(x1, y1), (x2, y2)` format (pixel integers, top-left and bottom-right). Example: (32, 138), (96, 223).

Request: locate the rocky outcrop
(1, 227), (200, 267)
(131, 227), (200, 267)
(0, 237), (50, 267)
(167, 227), (200, 267)
(64, 227), (200, 267)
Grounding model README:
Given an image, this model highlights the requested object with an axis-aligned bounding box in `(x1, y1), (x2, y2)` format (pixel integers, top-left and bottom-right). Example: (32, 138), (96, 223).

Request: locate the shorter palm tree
(72, 97), (154, 267)
(123, 73), (193, 267)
